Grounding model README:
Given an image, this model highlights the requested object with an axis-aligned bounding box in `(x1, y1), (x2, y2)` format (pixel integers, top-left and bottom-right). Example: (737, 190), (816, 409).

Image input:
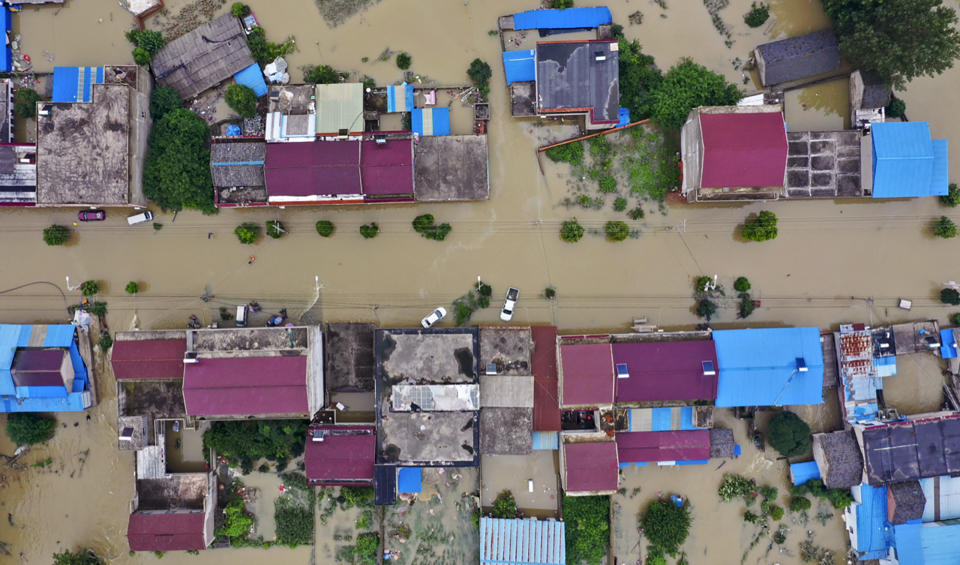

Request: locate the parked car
(421, 307), (447, 329)
(77, 209), (105, 222)
(126, 211), (154, 225)
(235, 305), (248, 327)
(500, 287), (519, 322)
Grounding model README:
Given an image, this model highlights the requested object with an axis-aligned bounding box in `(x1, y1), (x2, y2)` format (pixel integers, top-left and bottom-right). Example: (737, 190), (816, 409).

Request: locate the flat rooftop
(268, 84), (317, 114)
(510, 82), (537, 118)
(192, 327), (308, 355)
(36, 84), (130, 205)
(535, 40), (619, 124)
(785, 131), (863, 198)
(325, 323), (375, 393)
(479, 452), (559, 513)
(479, 327), (533, 376)
(413, 135), (490, 201)
(136, 474), (206, 511)
(375, 328), (478, 385)
(480, 407), (532, 455)
(119, 380), (186, 420)
(377, 407), (478, 465)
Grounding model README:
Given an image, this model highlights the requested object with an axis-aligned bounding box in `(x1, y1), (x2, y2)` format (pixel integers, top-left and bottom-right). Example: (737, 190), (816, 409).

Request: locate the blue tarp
(941, 329), (957, 359)
(397, 467), (422, 493)
(412, 107), (450, 136)
(714, 327), (825, 407)
(790, 461), (821, 486)
(387, 83), (414, 113)
(513, 7), (612, 30)
(617, 107), (630, 128)
(872, 122), (949, 198)
(857, 484), (894, 559)
(233, 63), (268, 98)
(503, 50), (535, 85)
(648, 406), (696, 431)
(894, 521), (960, 565)
(52, 67), (105, 103)
(532, 430), (559, 450)
(0, 8), (10, 73)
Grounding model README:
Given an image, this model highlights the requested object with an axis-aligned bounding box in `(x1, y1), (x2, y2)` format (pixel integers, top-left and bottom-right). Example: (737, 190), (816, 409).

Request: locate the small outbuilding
(479, 517), (565, 565)
(560, 440), (618, 495)
(812, 430), (864, 489)
(535, 40), (619, 129)
(559, 343), (614, 408)
(755, 29), (841, 87)
(888, 481), (926, 525)
(304, 425), (376, 486)
(870, 121), (949, 198)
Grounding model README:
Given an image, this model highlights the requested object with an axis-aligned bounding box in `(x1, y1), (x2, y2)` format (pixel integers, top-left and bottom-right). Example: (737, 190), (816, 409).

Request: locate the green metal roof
(315, 83), (364, 135)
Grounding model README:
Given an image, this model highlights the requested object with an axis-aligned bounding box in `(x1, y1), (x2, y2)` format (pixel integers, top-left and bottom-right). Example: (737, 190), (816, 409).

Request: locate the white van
(235, 305), (248, 327)
(127, 210), (154, 225)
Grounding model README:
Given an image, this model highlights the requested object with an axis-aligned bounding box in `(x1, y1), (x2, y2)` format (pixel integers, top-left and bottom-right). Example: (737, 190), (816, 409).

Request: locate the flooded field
(0, 0), (959, 563)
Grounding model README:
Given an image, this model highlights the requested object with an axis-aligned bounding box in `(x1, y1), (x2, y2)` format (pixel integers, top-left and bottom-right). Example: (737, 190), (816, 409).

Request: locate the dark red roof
(304, 425), (375, 485)
(111, 339), (187, 380)
(11, 349), (67, 387)
(128, 511), (205, 551)
(699, 112), (788, 188)
(560, 343), (614, 407)
(532, 326), (561, 431)
(563, 441), (619, 493)
(182, 356), (307, 416)
(264, 139), (414, 199)
(616, 430), (711, 462)
(612, 341), (718, 403)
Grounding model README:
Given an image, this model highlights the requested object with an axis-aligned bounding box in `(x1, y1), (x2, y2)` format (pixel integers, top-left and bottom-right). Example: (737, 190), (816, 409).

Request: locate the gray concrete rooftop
(376, 329), (478, 385)
(120, 380), (186, 420)
(325, 323), (376, 392)
(378, 403), (478, 464)
(480, 327), (532, 376)
(136, 474), (207, 510)
(480, 407), (532, 455)
(785, 130), (862, 198)
(510, 82), (536, 118)
(268, 84), (317, 115)
(193, 327), (308, 356)
(414, 135), (490, 201)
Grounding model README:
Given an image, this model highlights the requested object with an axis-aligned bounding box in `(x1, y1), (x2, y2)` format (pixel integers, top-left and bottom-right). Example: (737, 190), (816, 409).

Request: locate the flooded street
(0, 0), (959, 563)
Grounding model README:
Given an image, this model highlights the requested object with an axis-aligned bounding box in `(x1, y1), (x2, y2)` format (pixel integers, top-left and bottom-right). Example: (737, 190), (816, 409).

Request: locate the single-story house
(612, 340), (718, 404)
(560, 440), (618, 496)
(535, 39), (620, 129)
(304, 425), (376, 486)
(559, 342), (614, 408)
(755, 29), (842, 87)
(0, 324), (92, 413)
(869, 121), (949, 198)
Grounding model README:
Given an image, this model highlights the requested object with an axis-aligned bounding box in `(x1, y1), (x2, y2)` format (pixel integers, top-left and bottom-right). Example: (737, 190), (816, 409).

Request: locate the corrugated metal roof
(182, 355), (307, 416)
(111, 338), (187, 380)
(628, 407), (696, 432)
(479, 517), (565, 565)
(862, 416), (960, 485)
(387, 83), (414, 113)
(304, 425), (375, 485)
(713, 327), (824, 407)
(531, 326), (560, 431)
(532, 430), (559, 450)
(894, 521), (960, 565)
(616, 430), (710, 463)
(921, 476), (960, 522)
(560, 343), (614, 406)
(315, 83), (364, 135)
(513, 7), (612, 30)
(535, 40), (620, 124)
(856, 483), (893, 558)
(699, 111), (788, 189)
(412, 108), (450, 136)
(562, 441), (618, 494)
(52, 66), (105, 103)
(128, 511), (206, 551)
(503, 50), (535, 85)
(871, 122), (949, 198)
(612, 340), (718, 403)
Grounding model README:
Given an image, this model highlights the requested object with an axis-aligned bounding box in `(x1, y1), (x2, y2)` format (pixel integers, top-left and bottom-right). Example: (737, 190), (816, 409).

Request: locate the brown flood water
(2, 0), (960, 563)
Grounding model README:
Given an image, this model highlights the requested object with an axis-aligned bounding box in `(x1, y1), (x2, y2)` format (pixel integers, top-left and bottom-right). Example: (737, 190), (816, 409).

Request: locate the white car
(500, 287), (519, 322)
(421, 307), (447, 329)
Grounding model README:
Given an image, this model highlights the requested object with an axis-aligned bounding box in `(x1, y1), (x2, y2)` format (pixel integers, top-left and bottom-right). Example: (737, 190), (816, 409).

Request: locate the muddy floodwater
(2, 0), (960, 563)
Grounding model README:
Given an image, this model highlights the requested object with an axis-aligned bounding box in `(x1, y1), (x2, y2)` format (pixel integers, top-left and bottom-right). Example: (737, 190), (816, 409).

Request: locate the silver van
(127, 210), (154, 225)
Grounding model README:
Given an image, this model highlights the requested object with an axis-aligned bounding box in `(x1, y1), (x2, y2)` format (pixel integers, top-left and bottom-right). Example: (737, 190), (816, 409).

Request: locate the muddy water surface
(2, 0), (960, 563)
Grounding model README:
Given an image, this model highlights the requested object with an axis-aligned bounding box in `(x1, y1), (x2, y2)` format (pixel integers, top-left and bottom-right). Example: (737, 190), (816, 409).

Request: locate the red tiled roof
(532, 326), (561, 431)
(616, 430), (711, 462)
(304, 425), (376, 485)
(111, 339), (187, 380)
(359, 140), (414, 195)
(182, 356), (307, 416)
(699, 112), (788, 188)
(612, 341), (718, 403)
(563, 441), (619, 494)
(560, 343), (614, 407)
(128, 511), (205, 551)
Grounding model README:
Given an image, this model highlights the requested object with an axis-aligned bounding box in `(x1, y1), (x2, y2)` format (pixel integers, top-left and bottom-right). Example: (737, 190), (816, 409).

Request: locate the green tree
(246, 27), (294, 68)
(125, 281), (140, 295)
(563, 496), (609, 565)
(734, 277), (751, 293)
(614, 197), (628, 211)
(355, 532), (379, 565)
(126, 29), (166, 65)
(650, 59), (741, 130)
(203, 420), (309, 470)
(43, 225), (70, 246)
(80, 280), (100, 296)
(617, 39), (663, 121)
(6, 413), (56, 446)
(823, 0), (960, 88)
(231, 2), (251, 18)
(641, 498), (692, 555)
(144, 108), (215, 213)
(234, 223), (260, 244)
(225, 84), (259, 118)
(741, 211), (779, 242)
(942, 288), (960, 305)
(952, 312), (960, 326)
(14, 88), (41, 118)
(216, 499), (253, 540)
(789, 496), (812, 512)
(934, 216), (957, 238)
(560, 219), (584, 242)
(886, 97), (907, 118)
(492, 490), (517, 519)
(550, 0), (574, 8)
(744, 2), (770, 27)
(768, 411), (812, 457)
(545, 141), (584, 165)
(467, 58), (493, 98)
(396, 52), (412, 70)
(132, 47), (151, 66)
(940, 183), (960, 207)
(599, 175), (617, 193)
(768, 504), (784, 521)
(266, 220), (286, 239)
(315, 220), (335, 237)
(738, 294), (756, 318)
(695, 298), (717, 321)
(149, 85), (182, 119)
(605, 220), (630, 242)
(53, 549), (103, 565)
(303, 64), (340, 84)
(359, 223), (379, 239)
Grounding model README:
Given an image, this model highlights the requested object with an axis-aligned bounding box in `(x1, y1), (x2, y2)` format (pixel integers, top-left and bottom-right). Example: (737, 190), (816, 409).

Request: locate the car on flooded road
(500, 287), (519, 322)
(77, 209), (105, 221)
(421, 307), (447, 329)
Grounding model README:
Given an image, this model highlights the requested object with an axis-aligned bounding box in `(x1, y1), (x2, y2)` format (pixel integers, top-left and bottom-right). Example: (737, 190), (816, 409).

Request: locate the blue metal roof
(713, 328), (825, 407)
(233, 63), (267, 98)
(513, 7), (612, 30)
(871, 122), (949, 198)
(503, 50), (535, 85)
(857, 484), (894, 559)
(0, 324), (89, 413)
(532, 430), (559, 450)
(397, 467), (422, 493)
(894, 521), (960, 565)
(387, 83), (414, 113)
(0, 7), (10, 72)
(790, 461), (821, 485)
(412, 107), (450, 136)
(52, 67), (105, 103)
(480, 517), (565, 565)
